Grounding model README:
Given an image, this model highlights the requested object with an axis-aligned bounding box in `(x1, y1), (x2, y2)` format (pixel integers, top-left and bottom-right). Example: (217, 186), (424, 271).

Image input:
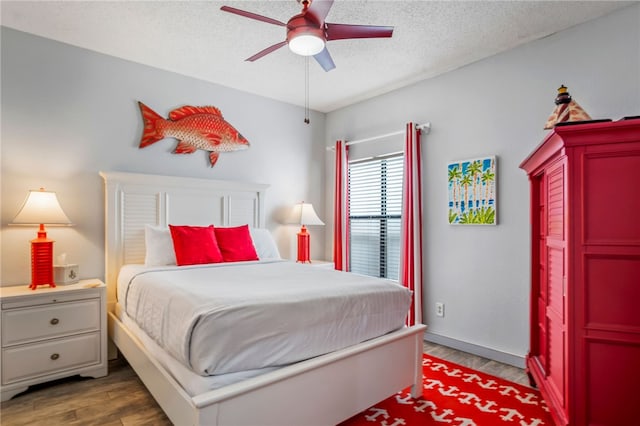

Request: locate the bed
(101, 171), (426, 426)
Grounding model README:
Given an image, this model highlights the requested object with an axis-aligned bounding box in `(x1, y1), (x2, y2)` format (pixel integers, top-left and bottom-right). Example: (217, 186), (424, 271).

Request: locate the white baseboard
(424, 331), (525, 369)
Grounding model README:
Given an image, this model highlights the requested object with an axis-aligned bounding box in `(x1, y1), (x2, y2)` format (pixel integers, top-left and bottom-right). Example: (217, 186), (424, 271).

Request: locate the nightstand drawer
(2, 332), (101, 385)
(2, 299), (100, 346)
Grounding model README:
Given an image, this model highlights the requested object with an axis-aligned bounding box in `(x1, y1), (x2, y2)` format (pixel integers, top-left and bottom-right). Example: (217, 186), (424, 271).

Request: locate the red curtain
(400, 123), (424, 326)
(333, 140), (349, 271)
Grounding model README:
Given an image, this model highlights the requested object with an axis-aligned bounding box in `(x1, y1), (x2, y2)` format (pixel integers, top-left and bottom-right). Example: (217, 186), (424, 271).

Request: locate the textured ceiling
(1, 1), (633, 112)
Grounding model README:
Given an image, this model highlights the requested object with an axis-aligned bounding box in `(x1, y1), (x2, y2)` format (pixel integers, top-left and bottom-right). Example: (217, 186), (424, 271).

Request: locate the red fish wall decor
(138, 102), (250, 167)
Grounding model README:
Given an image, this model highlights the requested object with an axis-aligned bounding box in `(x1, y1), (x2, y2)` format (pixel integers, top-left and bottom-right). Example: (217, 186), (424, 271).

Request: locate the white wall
(324, 4), (640, 364)
(1, 28), (327, 286)
(2, 4), (639, 363)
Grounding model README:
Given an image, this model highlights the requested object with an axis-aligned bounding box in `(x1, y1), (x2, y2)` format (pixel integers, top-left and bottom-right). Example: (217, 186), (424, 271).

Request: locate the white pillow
(249, 228), (281, 260)
(144, 225), (176, 266)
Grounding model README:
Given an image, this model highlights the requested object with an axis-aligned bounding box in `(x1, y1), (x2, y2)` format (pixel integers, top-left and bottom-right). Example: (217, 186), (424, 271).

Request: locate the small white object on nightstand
(0, 279), (108, 401)
(53, 264), (79, 284)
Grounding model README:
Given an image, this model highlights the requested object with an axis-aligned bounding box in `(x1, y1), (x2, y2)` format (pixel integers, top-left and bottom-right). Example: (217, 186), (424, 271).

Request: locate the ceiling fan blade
(306, 0), (334, 25)
(313, 47), (336, 72)
(220, 6), (286, 27)
(325, 23), (393, 41)
(246, 41), (288, 62)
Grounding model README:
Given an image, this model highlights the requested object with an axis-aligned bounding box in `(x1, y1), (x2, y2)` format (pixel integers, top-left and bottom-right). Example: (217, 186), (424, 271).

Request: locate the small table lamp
(292, 202), (324, 263)
(12, 188), (73, 289)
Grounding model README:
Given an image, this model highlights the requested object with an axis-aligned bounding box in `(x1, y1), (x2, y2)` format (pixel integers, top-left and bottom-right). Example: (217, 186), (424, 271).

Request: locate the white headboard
(100, 171), (269, 306)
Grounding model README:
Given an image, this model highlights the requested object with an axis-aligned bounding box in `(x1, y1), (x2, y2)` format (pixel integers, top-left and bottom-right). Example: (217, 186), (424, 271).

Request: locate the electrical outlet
(435, 302), (445, 317)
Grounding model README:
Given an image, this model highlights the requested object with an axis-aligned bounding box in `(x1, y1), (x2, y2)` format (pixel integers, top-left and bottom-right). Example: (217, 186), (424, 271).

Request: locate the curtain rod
(326, 122), (431, 151)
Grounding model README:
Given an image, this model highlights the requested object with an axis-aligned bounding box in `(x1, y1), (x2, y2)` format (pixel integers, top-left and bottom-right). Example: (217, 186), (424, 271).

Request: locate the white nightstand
(0, 279), (108, 401)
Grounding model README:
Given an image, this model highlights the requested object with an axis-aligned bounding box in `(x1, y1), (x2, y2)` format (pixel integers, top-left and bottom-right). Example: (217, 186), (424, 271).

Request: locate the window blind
(348, 154), (403, 280)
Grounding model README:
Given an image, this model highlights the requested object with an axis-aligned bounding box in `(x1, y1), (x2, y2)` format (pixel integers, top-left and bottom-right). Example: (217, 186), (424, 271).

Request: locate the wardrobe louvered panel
(122, 192), (159, 264)
(546, 164), (564, 238)
(546, 244), (566, 412)
(546, 160), (566, 321)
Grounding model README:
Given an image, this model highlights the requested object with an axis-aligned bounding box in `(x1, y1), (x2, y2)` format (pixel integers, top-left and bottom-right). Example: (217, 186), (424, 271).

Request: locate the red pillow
(169, 225), (223, 266)
(214, 224), (259, 262)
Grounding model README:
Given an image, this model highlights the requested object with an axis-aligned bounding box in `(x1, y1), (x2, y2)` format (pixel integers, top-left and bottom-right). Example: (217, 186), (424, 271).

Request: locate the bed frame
(101, 171), (426, 426)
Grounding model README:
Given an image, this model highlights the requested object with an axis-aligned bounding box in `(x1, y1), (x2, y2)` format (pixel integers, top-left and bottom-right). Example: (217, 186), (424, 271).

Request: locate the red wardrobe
(519, 118), (640, 426)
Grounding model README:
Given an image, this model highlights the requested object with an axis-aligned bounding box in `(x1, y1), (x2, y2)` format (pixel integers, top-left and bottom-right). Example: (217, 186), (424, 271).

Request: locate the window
(349, 154), (403, 279)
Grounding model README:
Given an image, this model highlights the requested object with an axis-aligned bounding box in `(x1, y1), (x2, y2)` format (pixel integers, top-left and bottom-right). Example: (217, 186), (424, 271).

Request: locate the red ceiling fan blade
(305, 0), (334, 25)
(246, 41), (288, 62)
(325, 23), (394, 41)
(220, 6), (286, 27)
(314, 47), (336, 72)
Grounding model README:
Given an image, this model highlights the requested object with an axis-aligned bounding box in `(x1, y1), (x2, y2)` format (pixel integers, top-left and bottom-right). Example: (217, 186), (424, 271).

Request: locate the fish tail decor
(138, 102), (250, 167)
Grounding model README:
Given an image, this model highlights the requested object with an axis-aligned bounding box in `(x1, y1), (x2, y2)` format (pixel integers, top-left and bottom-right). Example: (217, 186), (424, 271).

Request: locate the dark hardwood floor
(0, 342), (529, 425)
(0, 357), (171, 426)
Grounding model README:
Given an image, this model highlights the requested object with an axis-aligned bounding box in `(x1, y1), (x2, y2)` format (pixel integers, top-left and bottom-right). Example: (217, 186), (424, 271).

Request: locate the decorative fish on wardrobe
(138, 102), (250, 167)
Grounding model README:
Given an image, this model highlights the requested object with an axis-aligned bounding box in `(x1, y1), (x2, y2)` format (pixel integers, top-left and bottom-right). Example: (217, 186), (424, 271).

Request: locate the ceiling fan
(220, 0), (393, 72)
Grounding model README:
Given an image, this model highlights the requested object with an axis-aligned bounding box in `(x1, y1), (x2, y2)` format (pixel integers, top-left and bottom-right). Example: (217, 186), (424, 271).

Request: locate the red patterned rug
(340, 355), (553, 426)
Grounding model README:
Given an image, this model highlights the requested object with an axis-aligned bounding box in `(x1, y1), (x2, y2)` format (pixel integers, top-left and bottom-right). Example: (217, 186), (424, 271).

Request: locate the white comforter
(118, 261), (411, 376)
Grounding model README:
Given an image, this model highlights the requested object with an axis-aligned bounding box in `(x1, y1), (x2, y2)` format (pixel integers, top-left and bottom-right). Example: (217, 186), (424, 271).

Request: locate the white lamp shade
(291, 202), (324, 226)
(12, 189), (72, 225)
(288, 34), (325, 56)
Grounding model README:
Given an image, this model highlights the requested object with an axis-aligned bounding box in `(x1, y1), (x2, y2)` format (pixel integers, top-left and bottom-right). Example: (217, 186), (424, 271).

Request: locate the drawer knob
(50, 353), (60, 360)
(50, 318), (60, 325)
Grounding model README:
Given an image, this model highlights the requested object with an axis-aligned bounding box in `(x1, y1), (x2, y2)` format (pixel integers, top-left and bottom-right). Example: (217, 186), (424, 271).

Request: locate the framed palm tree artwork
(448, 156), (497, 225)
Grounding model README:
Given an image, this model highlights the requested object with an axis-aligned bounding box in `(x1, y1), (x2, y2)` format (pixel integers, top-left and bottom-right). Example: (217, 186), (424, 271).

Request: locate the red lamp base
(30, 236), (55, 290)
(297, 225), (311, 263)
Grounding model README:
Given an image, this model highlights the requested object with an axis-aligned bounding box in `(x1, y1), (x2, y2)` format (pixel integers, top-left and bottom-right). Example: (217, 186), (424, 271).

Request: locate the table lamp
(291, 202), (324, 263)
(12, 188), (73, 289)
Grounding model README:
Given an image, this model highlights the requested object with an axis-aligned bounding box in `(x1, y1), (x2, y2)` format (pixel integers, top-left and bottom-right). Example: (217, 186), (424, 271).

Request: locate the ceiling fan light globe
(288, 34), (325, 56)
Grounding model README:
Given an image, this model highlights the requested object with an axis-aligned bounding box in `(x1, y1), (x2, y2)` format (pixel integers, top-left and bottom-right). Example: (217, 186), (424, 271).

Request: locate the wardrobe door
(544, 158), (567, 416)
(578, 144), (640, 425)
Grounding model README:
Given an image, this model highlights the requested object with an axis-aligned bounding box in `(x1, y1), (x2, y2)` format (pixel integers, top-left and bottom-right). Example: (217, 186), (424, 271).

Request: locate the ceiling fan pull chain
(304, 56), (310, 124)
